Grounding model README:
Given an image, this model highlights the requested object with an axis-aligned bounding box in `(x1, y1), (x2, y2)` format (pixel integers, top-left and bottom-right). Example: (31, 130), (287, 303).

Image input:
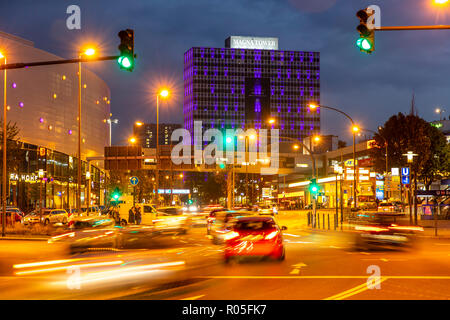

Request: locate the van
(117, 202), (158, 225)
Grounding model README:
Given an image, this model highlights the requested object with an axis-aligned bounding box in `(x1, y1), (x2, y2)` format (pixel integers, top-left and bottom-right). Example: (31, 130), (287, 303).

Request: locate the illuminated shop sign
(9, 173), (39, 182)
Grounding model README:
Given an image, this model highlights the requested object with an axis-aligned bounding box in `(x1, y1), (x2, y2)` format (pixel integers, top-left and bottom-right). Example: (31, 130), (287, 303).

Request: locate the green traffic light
(118, 55), (133, 69)
(219, 163), (226, 169)
(356, 38), (373, 52)
(226, 137), (232, 144)
(311, 186), (318, 192)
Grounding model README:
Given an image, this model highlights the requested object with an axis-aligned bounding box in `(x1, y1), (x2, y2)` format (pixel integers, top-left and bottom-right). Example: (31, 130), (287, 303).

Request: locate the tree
(337, 140), (347, 149)
(371, 113), (449, 189)
(0, 121), (21, 174)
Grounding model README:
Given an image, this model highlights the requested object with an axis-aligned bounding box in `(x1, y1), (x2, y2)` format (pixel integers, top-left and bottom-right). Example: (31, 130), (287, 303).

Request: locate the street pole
(86, 160), (91, 215)
(2, 56), (6, 236)
(414, 168), (418, 225)
(353, 132), (357, 210)
(77, 56), (82, 217)
(156, 95), (159, 207)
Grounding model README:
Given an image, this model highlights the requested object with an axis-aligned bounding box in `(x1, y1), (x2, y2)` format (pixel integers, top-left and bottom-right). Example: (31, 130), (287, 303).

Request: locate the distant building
(183, 36), (320, 142)
(133, 123), (182, 148)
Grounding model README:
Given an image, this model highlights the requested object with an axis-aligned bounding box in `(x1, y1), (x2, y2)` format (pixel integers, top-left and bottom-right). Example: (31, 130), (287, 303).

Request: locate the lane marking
(290, 263), (307, 275)
(324, 277), (388, 300)
(195, 275), (450, 280)
(181, 294), (205, 300)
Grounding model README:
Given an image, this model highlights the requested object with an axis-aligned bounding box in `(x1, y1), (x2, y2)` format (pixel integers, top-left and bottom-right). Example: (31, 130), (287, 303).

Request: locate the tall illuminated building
(183, 36), (320, 142)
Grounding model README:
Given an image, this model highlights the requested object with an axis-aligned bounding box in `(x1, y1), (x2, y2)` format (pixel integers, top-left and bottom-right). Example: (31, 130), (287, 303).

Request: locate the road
(0, 218), (449, 300)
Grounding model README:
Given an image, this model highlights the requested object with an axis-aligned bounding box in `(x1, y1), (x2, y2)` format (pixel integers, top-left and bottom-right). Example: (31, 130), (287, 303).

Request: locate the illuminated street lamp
(1, 51), (6, 236)
(403, 151), (419, 225)
(309, 103), (359, 209)
(129, 136), (137, 144)
(77, 46), (97, 216)
(105, 116), (119, 146)
(435, 108), (445, 121)
(155, 88), (170, 206)
(135, 121), (143, 126)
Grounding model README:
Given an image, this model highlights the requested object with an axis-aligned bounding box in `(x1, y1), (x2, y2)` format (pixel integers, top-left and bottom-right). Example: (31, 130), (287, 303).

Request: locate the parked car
(22, 211), (41, 225)
(224, 215), (287, 262)
(41, 209), (69, 225)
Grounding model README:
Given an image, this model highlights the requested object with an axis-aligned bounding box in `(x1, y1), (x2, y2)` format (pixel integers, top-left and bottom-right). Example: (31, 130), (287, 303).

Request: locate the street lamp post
(155, 89), (169, 207)
(435, 108), (445, 121)
(309, 104), (359, 210)
(1, 52), (6, 236)
(77, 47), (95, 217)
(403, 151), (418, 225)
(105, 117), (118, 146)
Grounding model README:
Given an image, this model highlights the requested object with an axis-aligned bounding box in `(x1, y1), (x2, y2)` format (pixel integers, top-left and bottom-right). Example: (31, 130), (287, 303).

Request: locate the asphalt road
(0, 221), (449, 300)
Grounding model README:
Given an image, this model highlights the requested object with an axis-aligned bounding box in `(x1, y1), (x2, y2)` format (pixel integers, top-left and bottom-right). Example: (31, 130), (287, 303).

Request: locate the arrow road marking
(290, 263), (307, 275)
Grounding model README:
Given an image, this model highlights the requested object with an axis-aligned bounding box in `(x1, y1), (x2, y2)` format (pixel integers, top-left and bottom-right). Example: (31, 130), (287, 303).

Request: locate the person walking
(128, 206), (135, 224)
(135, 207), (142, 225)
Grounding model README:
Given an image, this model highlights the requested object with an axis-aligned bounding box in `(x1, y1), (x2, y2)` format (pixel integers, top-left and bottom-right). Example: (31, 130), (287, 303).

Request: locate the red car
(224, 216), (286, 262)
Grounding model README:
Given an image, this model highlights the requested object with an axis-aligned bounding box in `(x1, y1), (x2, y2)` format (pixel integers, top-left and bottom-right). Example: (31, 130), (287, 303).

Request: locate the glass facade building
(183, 42), (320, 141)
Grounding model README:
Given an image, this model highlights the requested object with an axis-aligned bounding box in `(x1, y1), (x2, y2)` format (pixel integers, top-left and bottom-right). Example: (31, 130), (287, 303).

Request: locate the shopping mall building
(0, 31), (111, 211)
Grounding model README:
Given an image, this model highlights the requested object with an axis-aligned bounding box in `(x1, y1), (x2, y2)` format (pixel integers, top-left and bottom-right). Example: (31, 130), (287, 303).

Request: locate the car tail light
(265, 230), (279, 240)
(224, 231), (240, 241)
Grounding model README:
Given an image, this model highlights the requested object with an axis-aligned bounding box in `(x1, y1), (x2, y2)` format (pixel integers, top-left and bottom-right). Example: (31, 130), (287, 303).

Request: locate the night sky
(0, 0), (448, 144)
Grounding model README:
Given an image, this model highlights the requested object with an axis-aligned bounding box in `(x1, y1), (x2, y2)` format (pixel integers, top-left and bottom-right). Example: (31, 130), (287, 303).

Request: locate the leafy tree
(0, 121), (21, 174)
(371, 113), (449, 189)
(337, 140), (347, 148)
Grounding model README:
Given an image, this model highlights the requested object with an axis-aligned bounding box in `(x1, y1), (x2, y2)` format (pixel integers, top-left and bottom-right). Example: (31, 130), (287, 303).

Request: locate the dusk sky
(1, 0), (448, 144)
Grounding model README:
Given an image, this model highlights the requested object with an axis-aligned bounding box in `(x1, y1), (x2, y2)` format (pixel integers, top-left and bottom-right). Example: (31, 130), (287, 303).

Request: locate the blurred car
(377, 202), (401, 213)
(258, 204), (277, 216)
(190, 205), (224, 227)
(48, 217), (119, 253)
(22, 211), (41, 225)
(357, 200), (377, 211)
(224, 215), (287, 262)
(304, 203), (323, 210)
(209, 210), (255, 244)
(352, 212), (423, 250)
(41, 209), (69, 225)
(153, 206), (191, 234)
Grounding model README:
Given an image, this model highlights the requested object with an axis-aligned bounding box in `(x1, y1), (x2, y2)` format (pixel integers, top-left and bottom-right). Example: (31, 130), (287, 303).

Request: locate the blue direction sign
(401, 167), (410, 184)
(130, 176), (139, 186)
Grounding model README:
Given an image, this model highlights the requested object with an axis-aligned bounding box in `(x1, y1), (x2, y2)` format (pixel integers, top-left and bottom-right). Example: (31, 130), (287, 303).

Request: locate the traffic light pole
(375, 25), (450, 31)
(0, 55), (121, 70)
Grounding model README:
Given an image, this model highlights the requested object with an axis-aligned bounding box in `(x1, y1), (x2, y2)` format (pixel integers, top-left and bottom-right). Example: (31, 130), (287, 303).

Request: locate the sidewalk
(0, 234), (49, 241)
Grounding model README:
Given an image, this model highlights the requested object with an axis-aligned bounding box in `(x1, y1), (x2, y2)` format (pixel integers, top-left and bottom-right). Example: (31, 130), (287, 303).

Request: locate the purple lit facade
(183, 46), (320, 141)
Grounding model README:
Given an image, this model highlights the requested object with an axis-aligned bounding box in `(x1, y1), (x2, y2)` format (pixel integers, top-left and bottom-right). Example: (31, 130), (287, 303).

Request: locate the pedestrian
(135, 207), (142, 225)
(128, 206), (135, 224)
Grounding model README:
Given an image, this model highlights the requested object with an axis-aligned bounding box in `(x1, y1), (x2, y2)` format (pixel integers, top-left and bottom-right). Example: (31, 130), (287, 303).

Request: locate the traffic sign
(401, 167), (410, 176)
(401, 176), (410, 184)
(130, 176), (139, 186)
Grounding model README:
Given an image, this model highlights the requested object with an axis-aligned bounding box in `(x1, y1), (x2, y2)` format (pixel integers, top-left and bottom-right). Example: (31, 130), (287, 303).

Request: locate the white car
(22, 211), (41, 225)
(41, 209), (69, 225)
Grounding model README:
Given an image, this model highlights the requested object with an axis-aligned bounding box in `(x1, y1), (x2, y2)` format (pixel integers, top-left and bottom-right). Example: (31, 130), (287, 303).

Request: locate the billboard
(225, 36), (278, 50)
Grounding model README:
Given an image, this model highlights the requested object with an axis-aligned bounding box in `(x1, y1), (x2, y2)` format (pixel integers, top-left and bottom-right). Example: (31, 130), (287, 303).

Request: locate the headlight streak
(14, 260), (125, 275)
(51, 261), (186, 287)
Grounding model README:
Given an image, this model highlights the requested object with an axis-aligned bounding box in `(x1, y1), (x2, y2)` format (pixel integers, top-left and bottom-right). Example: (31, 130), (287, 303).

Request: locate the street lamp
(403, 151), (418, 225)
(77, 46), (96, 217)
(435, 108), (445, 121)
(309, 103), (359, 210)
(104, 116), (118, 146)
(1, 51), (6, 236)
(155, 88), (170, 207)
(238, 133), (257, 205)
(129, 136), (137, 144)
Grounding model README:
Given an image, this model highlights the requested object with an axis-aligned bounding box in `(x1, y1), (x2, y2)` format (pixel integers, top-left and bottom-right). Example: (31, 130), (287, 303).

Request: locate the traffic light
(188, 199), (193, 205)
(309, 179), (319, 195)
(111, 187), (121, 202)
(356, 8), (375, 54)
(118, 29), (135, 71)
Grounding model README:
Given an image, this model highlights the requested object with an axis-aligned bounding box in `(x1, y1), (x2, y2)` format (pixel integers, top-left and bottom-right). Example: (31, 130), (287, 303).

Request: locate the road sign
(130, 176), (139, 186)
(401, 167), (410, 176)
(401, 176), (410, 184)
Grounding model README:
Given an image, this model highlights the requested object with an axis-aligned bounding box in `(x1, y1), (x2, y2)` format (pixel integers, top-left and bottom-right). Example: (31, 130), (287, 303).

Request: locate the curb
(0, 236), (49, 241)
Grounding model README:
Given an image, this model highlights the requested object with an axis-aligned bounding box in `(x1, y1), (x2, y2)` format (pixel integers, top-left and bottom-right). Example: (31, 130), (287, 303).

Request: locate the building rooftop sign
(225, 36), (279, 50)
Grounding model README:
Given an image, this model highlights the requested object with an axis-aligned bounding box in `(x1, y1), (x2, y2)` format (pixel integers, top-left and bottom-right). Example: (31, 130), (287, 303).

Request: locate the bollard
(317, 213), (319, 229)
(328, 214), (330, 230)
(323, 214), (325, 229)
